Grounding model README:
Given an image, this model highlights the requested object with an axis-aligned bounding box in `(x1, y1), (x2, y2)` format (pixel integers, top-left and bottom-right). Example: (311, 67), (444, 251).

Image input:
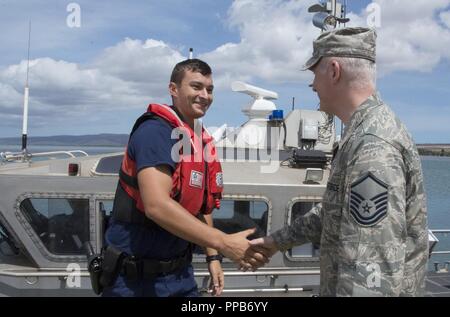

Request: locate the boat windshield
(94, 155), (123, 174)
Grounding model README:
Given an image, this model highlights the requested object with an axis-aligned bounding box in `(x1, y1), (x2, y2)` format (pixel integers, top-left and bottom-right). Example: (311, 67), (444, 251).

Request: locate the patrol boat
(1, 0), (449, 297)
(1, 78), (449, 296)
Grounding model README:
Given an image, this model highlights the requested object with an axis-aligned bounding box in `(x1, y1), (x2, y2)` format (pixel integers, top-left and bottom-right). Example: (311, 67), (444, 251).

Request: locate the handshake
(219, 228), (280, 271)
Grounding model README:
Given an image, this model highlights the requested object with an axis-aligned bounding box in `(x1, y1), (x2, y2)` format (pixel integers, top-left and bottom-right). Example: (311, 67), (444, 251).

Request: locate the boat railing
(1, 150), (89, 163)
(430, 229), (450, 255)
(429, 229), (450, 273)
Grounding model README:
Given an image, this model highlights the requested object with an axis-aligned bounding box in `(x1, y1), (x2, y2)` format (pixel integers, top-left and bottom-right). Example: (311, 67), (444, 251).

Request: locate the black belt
(121, 249), (192, 280)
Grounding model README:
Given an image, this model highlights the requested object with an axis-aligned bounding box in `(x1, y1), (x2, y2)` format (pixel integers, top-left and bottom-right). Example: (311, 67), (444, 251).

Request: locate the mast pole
(22, 21), (31, 154)
(331, 0), (337, 16)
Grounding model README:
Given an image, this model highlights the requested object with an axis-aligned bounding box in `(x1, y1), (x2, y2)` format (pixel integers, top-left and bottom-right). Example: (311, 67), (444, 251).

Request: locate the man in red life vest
(101, 59), (267, 297)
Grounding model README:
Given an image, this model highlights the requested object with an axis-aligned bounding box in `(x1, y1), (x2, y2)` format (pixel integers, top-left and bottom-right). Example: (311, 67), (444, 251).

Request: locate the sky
(0, 0), (449, 143)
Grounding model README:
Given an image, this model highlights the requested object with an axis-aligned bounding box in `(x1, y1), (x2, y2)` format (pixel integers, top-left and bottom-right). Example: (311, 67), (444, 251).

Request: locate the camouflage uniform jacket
(272, 93), (428, 296)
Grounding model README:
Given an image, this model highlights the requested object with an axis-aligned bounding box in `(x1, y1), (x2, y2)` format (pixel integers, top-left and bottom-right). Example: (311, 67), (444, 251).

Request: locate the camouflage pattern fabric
(302, 27), (376, 70)
(272, 93), (428, 296)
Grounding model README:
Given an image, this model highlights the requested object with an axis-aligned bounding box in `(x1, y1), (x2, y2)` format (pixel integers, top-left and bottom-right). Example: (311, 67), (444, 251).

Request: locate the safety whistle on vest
(214, 198), (221, 209)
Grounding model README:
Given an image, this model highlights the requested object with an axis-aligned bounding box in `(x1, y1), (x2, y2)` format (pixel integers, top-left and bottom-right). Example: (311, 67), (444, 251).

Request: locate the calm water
(0, 145), (125, 158)
(421, 156), (450, 270)
(2, 145), (450, 269)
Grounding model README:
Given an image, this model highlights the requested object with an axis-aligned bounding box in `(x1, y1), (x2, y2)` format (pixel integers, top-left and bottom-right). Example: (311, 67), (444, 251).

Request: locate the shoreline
(418, 146), (450, 157)
(2, 144), (450, 157)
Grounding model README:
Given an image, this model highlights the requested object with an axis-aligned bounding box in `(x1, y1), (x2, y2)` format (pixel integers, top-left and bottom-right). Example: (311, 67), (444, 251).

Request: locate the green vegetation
(418, 147), (450, 157)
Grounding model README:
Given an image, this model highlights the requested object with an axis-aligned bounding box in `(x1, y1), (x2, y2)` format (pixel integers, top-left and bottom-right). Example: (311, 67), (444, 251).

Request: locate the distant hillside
(0, 134), (128, 147)
(1, 135), (449, 156)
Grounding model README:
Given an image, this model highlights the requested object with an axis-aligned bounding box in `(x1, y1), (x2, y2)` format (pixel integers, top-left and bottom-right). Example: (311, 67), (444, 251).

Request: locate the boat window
(0, 222), (19, 256)
(213, 200), (268, 239)
(193, 199), (269, 256)
(98, 200), (114, 241)
(20, 198), (90, 255)
(95, 155), (123, 174)
(288, 201), (320, 258)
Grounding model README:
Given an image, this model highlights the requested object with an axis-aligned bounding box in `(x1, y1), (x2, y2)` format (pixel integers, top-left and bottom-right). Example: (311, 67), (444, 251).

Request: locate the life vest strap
(111, 182), (158, 229)
(119, 168), (139, 189)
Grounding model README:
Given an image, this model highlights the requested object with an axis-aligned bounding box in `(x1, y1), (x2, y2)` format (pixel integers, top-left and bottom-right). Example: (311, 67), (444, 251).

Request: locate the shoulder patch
(349, 172), (388, 227)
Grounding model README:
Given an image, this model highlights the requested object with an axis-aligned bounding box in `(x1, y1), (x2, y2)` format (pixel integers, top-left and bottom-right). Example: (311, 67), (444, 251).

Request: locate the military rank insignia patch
(349, 172), (388, 227)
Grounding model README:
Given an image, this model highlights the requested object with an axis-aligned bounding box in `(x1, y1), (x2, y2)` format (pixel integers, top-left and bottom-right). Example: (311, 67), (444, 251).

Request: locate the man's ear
(169, 82), (178, 98)
(330, 60), (341, 84)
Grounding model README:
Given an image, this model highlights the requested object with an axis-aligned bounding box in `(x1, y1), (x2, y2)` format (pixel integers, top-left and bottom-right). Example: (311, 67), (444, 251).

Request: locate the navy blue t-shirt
(105, 118), (190, 260)
(128, 118), (178, 173)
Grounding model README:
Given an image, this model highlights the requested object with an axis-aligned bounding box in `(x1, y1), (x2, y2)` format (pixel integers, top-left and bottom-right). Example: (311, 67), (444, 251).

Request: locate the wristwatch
(206, 254), (223, 263)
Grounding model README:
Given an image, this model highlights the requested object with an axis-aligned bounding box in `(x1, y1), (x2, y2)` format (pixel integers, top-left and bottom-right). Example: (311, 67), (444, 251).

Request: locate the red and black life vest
(113, 103), (223, 223)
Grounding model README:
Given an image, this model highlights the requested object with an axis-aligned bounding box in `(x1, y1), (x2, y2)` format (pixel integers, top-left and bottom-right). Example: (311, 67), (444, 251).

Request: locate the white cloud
(93, 38), (185, 89)
(0, 83), (23, 110)
(200, 0), (320, 88)
(371, 0), (450, 21)
(354, 0), (450, 75)
(201, 0), (450, 85)
(1, 0), (450, 137)
(1, 57), (145, 112)
(441, 10), (450, 28)
(0, 37), (186, 131)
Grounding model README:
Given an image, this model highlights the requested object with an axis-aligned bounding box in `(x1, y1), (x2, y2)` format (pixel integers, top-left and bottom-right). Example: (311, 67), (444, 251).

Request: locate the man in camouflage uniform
(250, 27), (428, 296)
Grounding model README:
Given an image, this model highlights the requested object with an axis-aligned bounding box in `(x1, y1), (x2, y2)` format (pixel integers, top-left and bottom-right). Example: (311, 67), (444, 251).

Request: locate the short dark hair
(170, 59), (212, 85)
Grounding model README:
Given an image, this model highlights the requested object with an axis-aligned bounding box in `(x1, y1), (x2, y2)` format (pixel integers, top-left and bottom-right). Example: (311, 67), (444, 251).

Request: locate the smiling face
(169, 69), (214, 127)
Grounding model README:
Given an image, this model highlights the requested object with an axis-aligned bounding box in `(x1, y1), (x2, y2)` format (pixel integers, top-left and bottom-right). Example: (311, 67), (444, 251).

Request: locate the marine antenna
(308, 1), (349, 139)
(344, 0), (348, 27)
(308, 0), (349, 32)
(22, 21), (32, 159)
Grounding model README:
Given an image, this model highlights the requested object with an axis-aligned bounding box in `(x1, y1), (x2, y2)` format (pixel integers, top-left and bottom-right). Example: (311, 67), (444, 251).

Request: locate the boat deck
(426, 271), (450, 297)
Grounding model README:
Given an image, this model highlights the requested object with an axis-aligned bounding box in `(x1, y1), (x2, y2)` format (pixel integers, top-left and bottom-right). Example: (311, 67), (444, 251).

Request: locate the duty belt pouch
(99, 245), (127, 287)
(87, 253), (104, 295)
(122, 257), (142, 281)
(84, 242), (104, 296)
